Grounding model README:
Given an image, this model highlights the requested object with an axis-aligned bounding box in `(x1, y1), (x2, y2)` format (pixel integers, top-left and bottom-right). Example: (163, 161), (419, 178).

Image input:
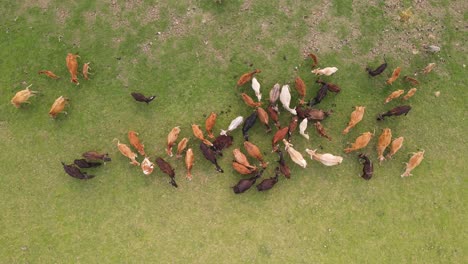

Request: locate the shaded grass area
(0, 0), (466, 263)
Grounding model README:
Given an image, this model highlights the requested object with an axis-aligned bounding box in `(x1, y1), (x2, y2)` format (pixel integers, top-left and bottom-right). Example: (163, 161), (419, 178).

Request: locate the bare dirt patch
(141, 5), (161, 25)
(56, 8), (70, 25)
(83, 11), (98, 26)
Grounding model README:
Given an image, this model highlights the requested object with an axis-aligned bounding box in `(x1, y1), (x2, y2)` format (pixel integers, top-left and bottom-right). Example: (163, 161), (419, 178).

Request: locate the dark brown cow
(61, 162), (95, 179)
(74, 159), (102, 168)
(82, 151), (111, 162)
(277, 150), (291, 179)
(377, 105), (412, 121)
(155, 157), (178, 188)
(232, 170), (263, 194)
(242, 112), (257, 141)
(131, 92), (156, 104)
(200, 142), (224, 173)
(256, 167), (280, 191)
(358, 154), (373, 180)
(366, 57), (387, 77)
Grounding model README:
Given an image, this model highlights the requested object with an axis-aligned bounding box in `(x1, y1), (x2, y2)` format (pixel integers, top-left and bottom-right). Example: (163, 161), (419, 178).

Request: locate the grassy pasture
(0, 0), (466, 263)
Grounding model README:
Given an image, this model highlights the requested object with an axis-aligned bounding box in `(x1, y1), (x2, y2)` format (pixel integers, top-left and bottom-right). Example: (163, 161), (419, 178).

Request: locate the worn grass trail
(0, 1), (466, 263)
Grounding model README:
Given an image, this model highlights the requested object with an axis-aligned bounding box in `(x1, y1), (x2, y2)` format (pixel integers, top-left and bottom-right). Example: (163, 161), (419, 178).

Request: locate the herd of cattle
(10, 52), (435, 193)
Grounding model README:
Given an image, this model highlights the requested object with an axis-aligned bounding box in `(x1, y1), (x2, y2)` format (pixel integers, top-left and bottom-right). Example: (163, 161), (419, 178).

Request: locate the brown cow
(66, 53), (79, 85)
(386, 67), (401, 85)
(205, 112), (217, 139)
(237, 69), (261, 86)
(128, 131), (145, 156)
(38, 70), (60, 79)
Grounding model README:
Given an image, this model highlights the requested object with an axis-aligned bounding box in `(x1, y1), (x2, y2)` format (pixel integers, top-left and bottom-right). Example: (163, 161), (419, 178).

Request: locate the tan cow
(48, 96), (69, 118)
(344, 132), (374, 153)
(11, 85), (38, 108)
(114, 139), (140, 166)
(376, 128), (392, 163)
(343, 106), (365, 135)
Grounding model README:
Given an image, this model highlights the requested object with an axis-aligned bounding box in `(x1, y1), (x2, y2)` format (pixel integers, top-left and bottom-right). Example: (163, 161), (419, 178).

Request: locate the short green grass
(0, 0), (466, 263)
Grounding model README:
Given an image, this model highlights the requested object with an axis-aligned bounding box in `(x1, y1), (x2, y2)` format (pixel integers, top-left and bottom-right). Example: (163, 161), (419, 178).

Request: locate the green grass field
(0, 1), (466, 263)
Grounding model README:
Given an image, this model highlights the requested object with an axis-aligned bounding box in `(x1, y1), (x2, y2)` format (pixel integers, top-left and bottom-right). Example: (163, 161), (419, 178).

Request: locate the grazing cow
(155, 157), (178, 188)
(251, 77), (262, 101)
(386, 67), (401, 85)
(287, 116), (299, 139)
(376, 128), (392, 163)
(312, 67), (338, 76)
(314, 121), (332, 141)
(423, 45), (440, 53)
(205, 112), (217, 139)
(296, 106), (331, 121)
(256, 107), (271, 132)
(366, 57), (387, 76)
(401, 150), (425, 177)
(237, 69), (261, 86)
(11, 85), (38, 108)
(141, 157), (154, 175)
(267, 104), (281, 129)
(244, 141), (267, 169)
(280, 85), (297, 115)
(269, 83), (281, 105)
(192, 124), (213, 146)
(233, 149), (257, 170)
(241, 93), (262, 108)
(131, 92), (156, 104)
(82, 62), (91, 80)
(128, 131), (145, 156)
(220, 116), (243, 136)
(384, 90), (405, 104)
(38, 70), (60, 79)
(344, 132), (374, 153)
(299, 118), (309, 140)
(200, 142), (223, 173)
(423, 63), (436, 74)
(82, 151), (111, 162)
(305, 149), (343, 166)
(166, 126), (181, 157)
(309, 53), (319, 68)
(317, 80), (341, 93)
(61, 162), (95, 179)
(358, 154), (373, 180)
(272, 127), (289, 151)
(73, 159), (102, 168)
(232, 170), (263, 194)
(242, 112), (258, 141)
(295, 76), (307, 104)
(232, 161), (257, 175)
(377, 105), (411, 121)
(212, 134), (233, 156)
(308, 81), (329, 107)
(114, 139), (140, 166)
(402, 88), (417, 100)
(176, 138), (189, 159)
(404, 76), (419, 86)
(48, 96), (69, 118)
(185, 148), (194, 180)
(283, 139), (307, 168)
(256, 167), (280, 191)
(66, 53), (79, 85)
(386, 137), (404, 159)
(277, 150), (291, 179)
